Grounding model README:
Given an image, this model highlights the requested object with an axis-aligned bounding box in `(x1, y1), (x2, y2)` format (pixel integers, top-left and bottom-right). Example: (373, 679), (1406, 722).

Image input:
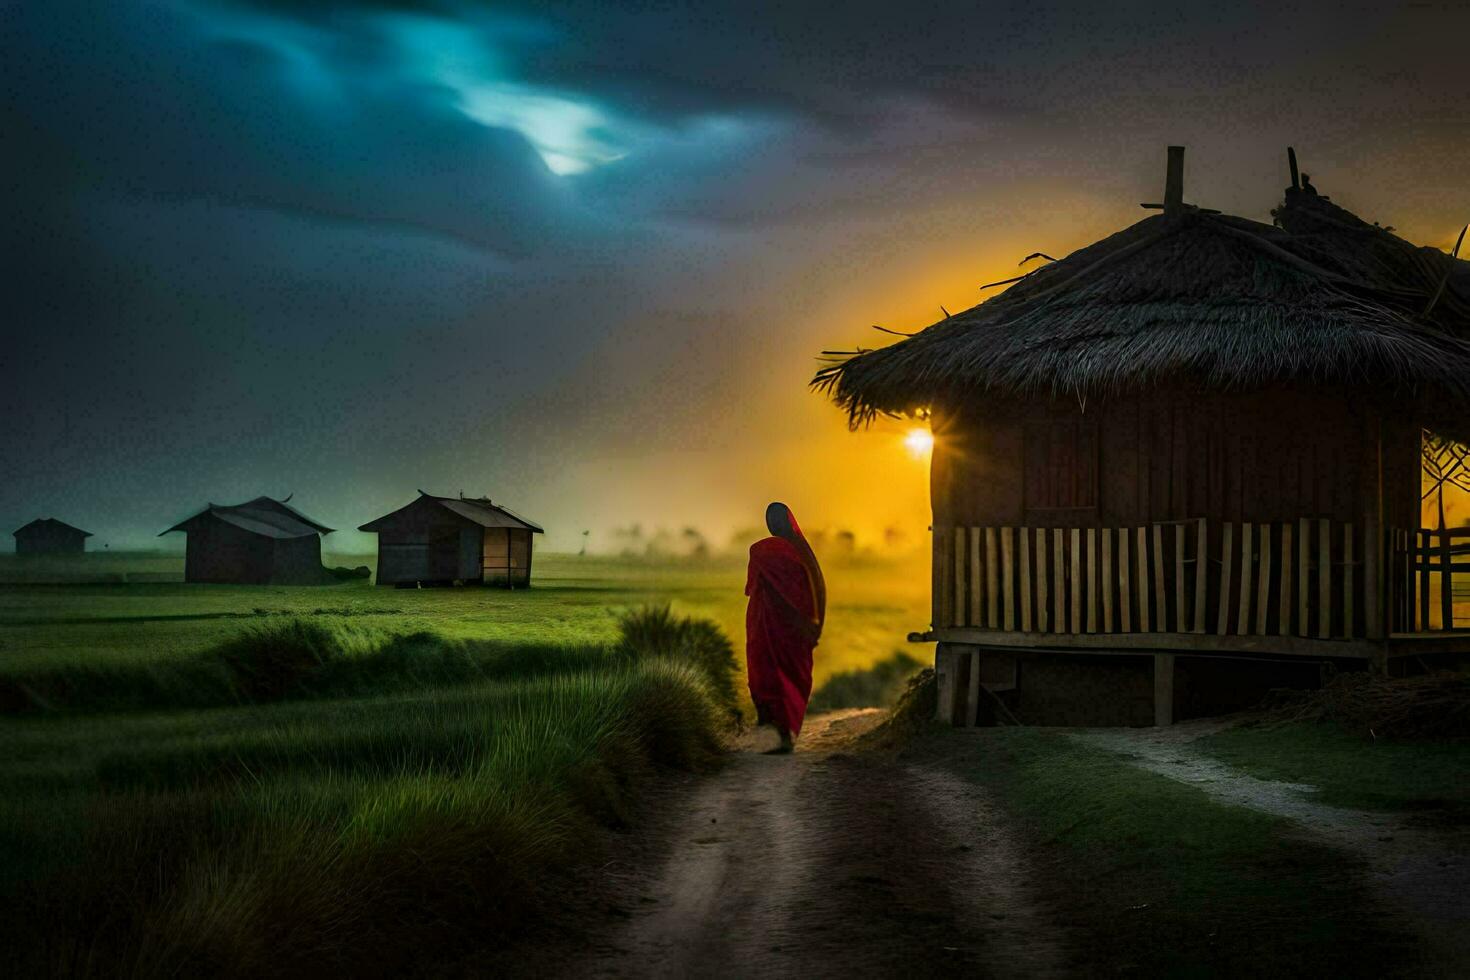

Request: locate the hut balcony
(927, 519), (1470, 653)
(925, 519), (1470, 728)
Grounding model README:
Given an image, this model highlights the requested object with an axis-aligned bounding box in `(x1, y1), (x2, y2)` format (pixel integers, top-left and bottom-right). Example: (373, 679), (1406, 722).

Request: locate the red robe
(745, 537), (819, 736)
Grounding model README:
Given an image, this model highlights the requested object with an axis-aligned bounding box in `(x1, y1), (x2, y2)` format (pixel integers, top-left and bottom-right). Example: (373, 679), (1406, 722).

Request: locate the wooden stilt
(1154, 653), (1175, 726)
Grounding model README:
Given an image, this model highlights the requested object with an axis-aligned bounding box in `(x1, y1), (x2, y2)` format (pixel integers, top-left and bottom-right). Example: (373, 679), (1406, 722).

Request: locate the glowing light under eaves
(904, 428), (934, 458)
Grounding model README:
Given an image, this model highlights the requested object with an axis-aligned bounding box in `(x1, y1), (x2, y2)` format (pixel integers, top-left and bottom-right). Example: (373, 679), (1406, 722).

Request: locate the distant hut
(13, 518), (92, 555)
(358, 491), (544, 588)
(161, 496), (334, 584)
(815, 147), (1470, 727)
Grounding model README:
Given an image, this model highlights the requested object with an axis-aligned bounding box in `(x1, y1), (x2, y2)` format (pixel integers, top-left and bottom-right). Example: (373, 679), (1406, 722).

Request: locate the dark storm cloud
(225, 0), (1467, 129)
(3, 3), (574, 258)
(2, 0), (1467, 548)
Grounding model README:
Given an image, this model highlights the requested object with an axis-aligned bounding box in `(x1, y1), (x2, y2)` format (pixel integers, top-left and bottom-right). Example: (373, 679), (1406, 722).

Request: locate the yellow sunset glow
(904, 428), (934, 457)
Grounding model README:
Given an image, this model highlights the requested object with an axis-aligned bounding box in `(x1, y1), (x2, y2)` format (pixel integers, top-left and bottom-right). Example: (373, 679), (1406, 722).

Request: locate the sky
(3, 1), (1469, 553)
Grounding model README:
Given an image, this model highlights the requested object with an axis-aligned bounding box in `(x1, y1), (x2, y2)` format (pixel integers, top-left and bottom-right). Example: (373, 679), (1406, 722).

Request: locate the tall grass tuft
(617, 604), (741, 722)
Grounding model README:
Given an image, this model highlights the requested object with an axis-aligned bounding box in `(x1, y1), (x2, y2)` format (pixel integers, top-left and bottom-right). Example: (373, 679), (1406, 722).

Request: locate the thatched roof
(1273, 188), (1470, 332)
(814, 168), (1470, 427)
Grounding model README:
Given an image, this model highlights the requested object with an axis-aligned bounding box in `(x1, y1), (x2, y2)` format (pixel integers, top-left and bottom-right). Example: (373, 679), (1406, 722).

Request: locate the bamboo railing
(932, 519), (1371, 640)
(1391, 527), (1470, 632)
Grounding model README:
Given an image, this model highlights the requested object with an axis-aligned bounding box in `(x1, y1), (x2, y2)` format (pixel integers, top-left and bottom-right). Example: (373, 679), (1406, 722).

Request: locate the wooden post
(1035, 529), (1049, 632)
(1417, 529), (1429, 632)
(1217, 523), (1234, 636)
(969, 528), (983, 628)
(1053, 529), (1066, 632)
(1402, 528), (1412, 632)
(935, 647), (956, 724)
(1154, 653), (1175, 726)
(1255, 523), (1272, 636)
(1152, 524), (1166, 632)
(966, 650), (982, 727)
(1365, 419), (1384, 641)
(1136, 527), (1150, 632)
(1192, 518), (1207, 633)
(1298, 518), (1310, 638)
(1395, 529), (1404, 632)
(1440, 529), (1453, 631)
(1070, 528), (1083, 634)
(1364, 518), (1380, 638)
(1174, 524), (1186, 634)
(1236, 522), (1253, 635)
(1001, 527), (1016, 631)
(933, 525), (947, 628)
(1318, 518), (1332, 640)
(1280, 522), (1293, 636)
(949, 649), (970, 725)
(953, 527), (967, 628)
(1164, 145), (1185, 212)
(986, 528), (1000, 627)
(1086, 528), (1099, 633)
(1020, 528), (1033, 632)
(1118, 529), (1132, 632)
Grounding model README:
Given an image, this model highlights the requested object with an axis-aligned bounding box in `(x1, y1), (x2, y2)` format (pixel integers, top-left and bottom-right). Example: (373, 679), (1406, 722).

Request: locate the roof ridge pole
(1287, 146), (1300, 190)
(1164, 145), (1185, 213)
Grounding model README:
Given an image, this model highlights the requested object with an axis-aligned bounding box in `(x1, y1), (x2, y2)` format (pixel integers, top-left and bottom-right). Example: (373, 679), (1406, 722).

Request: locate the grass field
(0, 551), (929, 691)
(0, 551), (926, 974)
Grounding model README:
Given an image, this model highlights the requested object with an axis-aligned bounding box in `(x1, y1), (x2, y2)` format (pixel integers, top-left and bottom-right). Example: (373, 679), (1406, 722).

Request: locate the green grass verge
(919, 727), (1420, 977)
(0, 662), (724, 977)
(1195, 721), (1470, 813)
(0, 607), (739, 976)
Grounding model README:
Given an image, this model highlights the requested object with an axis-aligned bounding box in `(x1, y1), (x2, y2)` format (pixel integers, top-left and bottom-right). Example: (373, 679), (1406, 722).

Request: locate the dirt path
(1074, 724), (1470, 966)
(569, 710), (1069, 979)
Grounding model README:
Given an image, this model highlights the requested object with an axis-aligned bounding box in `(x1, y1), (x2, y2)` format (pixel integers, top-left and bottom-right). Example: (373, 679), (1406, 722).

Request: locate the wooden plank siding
(934, 519), (1376, 640)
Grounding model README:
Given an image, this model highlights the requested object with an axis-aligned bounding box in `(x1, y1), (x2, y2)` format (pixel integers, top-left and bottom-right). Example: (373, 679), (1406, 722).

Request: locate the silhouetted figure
(744, 502), (826, 753)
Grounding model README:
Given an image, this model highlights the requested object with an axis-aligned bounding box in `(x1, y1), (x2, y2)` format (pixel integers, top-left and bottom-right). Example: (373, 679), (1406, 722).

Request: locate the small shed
(358, 491), (544, 588)
(161, 496), (335, 585)
(815, 147), (1470, 727)
(13, 518), (92, 555)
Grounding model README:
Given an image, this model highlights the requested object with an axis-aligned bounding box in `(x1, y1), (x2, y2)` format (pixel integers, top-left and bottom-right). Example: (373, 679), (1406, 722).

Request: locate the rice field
(0, 551), (927, 975)
(0, 550), (931, 689)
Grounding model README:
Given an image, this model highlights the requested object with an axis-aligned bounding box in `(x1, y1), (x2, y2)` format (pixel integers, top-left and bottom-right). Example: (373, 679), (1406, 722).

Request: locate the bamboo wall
(933, 519), (1370, 639)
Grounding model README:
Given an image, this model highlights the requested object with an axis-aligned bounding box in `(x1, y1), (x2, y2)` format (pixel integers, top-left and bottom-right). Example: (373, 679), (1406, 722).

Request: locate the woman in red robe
(745, 502), (826, 754)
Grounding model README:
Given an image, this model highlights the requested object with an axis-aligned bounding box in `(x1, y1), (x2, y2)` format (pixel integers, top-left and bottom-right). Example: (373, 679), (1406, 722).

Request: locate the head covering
(765, 502), (826, 629)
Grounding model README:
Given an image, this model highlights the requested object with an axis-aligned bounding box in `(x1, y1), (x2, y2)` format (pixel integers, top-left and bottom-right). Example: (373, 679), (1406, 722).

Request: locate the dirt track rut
(572, 711), (1067, 979)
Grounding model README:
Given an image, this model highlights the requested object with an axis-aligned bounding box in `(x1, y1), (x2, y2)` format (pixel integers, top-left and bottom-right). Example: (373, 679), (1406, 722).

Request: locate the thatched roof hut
(815, 147), (1470, 728)
(162, 496), (335, 585)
